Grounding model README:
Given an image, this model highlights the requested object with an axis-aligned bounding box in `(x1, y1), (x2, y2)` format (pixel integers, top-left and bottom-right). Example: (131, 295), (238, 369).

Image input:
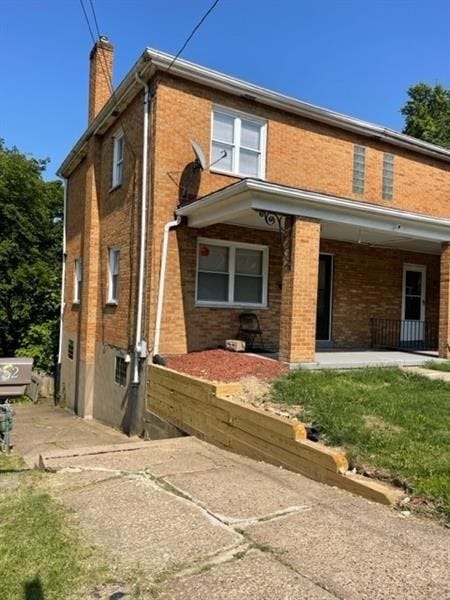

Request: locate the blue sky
(2, 0), (450, 179)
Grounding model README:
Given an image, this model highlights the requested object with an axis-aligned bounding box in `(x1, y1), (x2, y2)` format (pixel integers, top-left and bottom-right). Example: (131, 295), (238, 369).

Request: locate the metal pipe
(57, 177), (68, 366)
(133, 73), (151, 384)
(153, 217), (182, 357)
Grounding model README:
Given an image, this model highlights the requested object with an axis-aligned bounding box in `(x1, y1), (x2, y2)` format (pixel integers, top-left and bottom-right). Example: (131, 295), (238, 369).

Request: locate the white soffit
(177, 180), (450, 245)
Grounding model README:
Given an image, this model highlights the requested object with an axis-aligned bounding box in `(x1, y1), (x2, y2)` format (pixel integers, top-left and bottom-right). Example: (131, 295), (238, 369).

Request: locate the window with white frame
(196, 239), (268, 307)
(112, 130), (124, 187)
(107, 248), (120, 303)
(73, 258), (82, 303)
(211, 108), (266, 178)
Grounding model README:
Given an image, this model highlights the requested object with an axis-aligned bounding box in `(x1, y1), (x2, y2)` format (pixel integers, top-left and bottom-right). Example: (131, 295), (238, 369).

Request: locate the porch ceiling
(177, 179), (450, 255)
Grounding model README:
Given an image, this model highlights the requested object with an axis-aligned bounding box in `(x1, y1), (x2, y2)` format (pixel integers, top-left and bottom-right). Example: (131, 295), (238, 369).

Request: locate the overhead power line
(78, 0), (96, 45)
(166, 0), (221, 72)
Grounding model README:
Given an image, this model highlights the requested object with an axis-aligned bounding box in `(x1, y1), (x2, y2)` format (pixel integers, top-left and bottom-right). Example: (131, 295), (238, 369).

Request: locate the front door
(401, 264), (426, 343)
(316, 254), (333, 341)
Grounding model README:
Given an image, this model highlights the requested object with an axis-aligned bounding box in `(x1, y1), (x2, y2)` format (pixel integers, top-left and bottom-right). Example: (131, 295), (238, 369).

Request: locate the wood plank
(213, 394), (307, 441)
(146, 365), (401, 506)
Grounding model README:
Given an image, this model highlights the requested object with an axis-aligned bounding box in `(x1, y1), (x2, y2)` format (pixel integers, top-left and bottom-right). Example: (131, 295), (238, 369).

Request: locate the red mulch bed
(165, 349), (287, 383)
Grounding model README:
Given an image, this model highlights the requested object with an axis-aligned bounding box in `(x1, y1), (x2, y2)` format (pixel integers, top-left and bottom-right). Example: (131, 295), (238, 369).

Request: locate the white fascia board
(252, 197), (450, 242)
(178, 179), (450, 242)
(179, 193), (253, 228)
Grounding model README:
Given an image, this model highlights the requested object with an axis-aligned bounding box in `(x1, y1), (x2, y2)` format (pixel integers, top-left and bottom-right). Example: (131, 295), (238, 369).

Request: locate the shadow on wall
(178, 161), (201, 205)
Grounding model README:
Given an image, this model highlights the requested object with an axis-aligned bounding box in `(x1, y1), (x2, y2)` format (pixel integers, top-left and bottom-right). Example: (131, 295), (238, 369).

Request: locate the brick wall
(153, 75), (450, 219)
(64, 68), (446, 371)
(321, 240), (440, 348)
(155, 223), (440, 354)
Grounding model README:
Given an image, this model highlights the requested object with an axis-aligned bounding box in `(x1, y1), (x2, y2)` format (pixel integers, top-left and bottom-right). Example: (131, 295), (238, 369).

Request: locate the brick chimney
(88, 36), (114, 123)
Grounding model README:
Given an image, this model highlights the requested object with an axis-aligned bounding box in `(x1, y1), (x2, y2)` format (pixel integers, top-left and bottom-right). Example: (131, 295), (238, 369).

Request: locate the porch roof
(177, 179), (450, 254)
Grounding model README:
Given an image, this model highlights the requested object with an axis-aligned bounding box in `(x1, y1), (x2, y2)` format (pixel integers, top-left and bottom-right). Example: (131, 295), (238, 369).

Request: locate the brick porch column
(279, 217), (321, 365)
(439, 242), (450, 358)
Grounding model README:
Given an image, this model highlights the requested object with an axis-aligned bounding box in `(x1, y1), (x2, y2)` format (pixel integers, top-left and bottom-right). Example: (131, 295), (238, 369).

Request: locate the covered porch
(177, 179), (450, 366)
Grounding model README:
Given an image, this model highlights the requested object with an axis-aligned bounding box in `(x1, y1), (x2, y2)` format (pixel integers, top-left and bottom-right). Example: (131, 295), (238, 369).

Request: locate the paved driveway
(12, 403), (450, 598)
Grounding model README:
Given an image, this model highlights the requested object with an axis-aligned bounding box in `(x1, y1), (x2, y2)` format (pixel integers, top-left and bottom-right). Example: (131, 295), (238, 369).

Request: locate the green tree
(0, 139), (63, 372)
(401, 83), (450, 148)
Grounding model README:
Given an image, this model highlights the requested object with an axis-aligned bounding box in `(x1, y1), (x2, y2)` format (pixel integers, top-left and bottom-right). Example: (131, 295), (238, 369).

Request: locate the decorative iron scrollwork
(258, 211), (293, 271)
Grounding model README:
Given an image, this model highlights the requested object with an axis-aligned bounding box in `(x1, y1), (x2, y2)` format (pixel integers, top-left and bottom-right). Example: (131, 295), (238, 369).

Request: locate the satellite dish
(191, 139), (207, 170)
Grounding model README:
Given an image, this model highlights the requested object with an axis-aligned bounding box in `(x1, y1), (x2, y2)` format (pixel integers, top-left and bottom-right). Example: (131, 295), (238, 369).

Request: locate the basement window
(352, 145), (366, 194)
(112, 130), (124, 188)
(196, 238), (268, 307)
(115, 356), (127, 386)
(211, 108), (267, 178)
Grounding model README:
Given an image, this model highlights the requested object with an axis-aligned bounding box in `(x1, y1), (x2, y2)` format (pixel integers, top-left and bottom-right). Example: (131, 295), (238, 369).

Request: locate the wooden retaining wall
(148, 364), (402, 505)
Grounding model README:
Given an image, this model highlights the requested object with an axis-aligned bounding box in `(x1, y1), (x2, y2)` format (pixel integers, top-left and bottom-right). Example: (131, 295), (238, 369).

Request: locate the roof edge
(58, 47), (450, 178)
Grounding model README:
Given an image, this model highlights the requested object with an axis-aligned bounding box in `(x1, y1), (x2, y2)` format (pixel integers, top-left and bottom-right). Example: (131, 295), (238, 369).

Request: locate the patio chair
(236, 312), (264, 351)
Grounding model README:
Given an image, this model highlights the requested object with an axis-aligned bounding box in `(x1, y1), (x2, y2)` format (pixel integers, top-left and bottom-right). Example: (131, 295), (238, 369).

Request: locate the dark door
(316, 254), (333, 341)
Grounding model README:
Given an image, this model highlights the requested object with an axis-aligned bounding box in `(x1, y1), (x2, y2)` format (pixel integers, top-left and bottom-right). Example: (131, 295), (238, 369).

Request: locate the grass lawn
(272, 368), (450, 522)
(0, 454), (110, 600)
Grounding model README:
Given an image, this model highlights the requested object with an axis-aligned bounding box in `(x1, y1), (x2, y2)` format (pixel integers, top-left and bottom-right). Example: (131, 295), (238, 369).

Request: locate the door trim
(317, 252), (334, 342)
(401, 263), (426, 343)
(401, 263), (426, 322)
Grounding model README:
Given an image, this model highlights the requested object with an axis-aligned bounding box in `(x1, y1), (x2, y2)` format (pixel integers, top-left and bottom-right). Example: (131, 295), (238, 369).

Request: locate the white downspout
(133, 74), (151, 384)
(153, 216), (182, 357)
(57, 177), (67, 367)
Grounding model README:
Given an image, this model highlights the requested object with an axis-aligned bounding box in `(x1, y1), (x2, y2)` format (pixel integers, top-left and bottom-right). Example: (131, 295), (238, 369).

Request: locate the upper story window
(196, 238), (268, 308)
(382, 153), (394, 200)
(352, 145), (366, 194)
(112, 130), (124, 188)
(73, 258), (82, 303)
(211, 108), (266, 179)
(107, 248), (120, 304)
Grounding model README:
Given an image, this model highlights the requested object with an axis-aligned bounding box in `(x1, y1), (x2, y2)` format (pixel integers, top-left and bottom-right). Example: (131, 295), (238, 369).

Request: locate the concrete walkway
(12, 400), (130, 467)
(11, 403), (450, 599)
(404, 365), (450, 382)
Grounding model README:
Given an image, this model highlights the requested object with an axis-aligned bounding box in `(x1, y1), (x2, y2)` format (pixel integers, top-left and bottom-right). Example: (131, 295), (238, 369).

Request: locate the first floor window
(196, 239), (268, 307)
(74, 258), (82, 303)
(115, 356), (127, 386)
(107, 248), (120, 303)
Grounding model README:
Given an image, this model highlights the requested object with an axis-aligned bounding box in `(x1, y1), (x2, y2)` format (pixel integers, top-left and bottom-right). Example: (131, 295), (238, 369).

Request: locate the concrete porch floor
(255, 349), (444, 370)
(301, 349), (443, 370)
